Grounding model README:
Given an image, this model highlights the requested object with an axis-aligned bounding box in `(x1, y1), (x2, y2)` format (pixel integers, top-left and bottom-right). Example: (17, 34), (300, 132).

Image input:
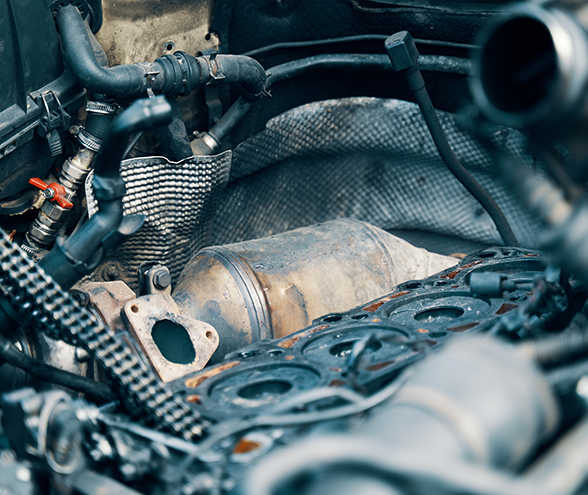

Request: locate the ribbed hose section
(0, 229), (205, 440)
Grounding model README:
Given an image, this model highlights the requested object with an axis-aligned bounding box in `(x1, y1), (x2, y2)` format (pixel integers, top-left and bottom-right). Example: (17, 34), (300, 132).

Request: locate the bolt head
(43, 189), (56, 200)
(153, 270), (172, 289)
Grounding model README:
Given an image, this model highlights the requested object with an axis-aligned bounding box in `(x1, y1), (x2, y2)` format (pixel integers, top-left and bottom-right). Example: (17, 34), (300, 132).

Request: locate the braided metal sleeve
(0, 230), (205, 440)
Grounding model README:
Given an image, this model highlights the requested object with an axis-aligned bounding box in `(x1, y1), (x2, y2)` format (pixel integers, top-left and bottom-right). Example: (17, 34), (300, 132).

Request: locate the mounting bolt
(153, 269), (172, 290)
(103, 264), (120, 281)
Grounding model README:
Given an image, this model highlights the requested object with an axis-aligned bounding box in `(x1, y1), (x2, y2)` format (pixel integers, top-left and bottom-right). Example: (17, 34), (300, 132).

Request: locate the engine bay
(2, 1), (588, 494)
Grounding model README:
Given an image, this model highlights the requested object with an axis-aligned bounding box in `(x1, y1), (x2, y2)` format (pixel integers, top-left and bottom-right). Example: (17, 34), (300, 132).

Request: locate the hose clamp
(76, 128), (101, 152)
(206, 53), (226, 84)
(173, 51), (192, 96)
(144, 71), (160, 98)
(85, 101), (118, 115)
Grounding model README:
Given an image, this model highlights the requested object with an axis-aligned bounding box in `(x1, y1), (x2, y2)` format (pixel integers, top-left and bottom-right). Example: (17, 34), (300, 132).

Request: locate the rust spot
(278, 336), (301, 349)
(186, 395), (201, 404)
(372, 318), (381, 322)
(524, 253), (540, 258)
(363, 291), (410, 312)
(285, 355), (294, 360)
(329, 367), (342, 372)
(365, 360), (395, 372)
(184, 361), (240, 389)
(496, 303), (518, 315)
(329, 379), (347, 387)
(452, 285), (459, 288)
(417, 328), (428, 334)
(278, 325), (329, 348)
(363, 301), (384, 312)
(440, 260), (484, 280)
(447, 322), (480, 332)
(233, 439), (262, 454)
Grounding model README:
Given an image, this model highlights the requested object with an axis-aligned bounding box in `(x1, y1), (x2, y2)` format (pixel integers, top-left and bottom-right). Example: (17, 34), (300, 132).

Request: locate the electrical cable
(386, 31), (519, 247)
(0, 333), (116, 403)
(241, 34), (475, 59)
(412, 82), (519, 247)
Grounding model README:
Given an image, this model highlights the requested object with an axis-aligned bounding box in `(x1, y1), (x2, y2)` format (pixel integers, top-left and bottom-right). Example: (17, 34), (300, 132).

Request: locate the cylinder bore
(480, 16), (557, 115)
(208, 364), (321, 410)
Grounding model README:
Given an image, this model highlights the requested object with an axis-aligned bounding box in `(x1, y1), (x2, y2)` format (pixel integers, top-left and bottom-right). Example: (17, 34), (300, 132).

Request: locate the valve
(29, 178), (73, 209)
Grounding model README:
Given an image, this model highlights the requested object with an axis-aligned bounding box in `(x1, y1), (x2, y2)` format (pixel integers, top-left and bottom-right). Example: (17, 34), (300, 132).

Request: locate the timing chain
(0, 230), (205, 440)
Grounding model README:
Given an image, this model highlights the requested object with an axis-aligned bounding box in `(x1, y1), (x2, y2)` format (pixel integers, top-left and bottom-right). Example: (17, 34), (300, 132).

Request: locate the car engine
(2, 0), (588, 494)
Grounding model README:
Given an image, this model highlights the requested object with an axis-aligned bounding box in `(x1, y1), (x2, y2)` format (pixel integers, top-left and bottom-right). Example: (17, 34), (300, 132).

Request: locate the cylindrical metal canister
(173, 219), (457, 364)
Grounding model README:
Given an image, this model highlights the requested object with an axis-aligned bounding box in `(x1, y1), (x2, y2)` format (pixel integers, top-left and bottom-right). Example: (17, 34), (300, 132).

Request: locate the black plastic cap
(385, 31), (420, 72)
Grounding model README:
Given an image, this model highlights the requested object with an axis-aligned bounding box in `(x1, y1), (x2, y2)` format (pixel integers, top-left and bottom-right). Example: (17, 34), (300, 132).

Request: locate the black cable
(386, 32), (519, 247)
(241, 34), (475, 59)
(413, 83), (519, 246)
(0, 333), (116, 403)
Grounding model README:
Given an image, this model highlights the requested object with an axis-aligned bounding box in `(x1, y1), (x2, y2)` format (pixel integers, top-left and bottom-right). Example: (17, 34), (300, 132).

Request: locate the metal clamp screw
(144, 71), (160, 98)
(207, 53), (226, 83)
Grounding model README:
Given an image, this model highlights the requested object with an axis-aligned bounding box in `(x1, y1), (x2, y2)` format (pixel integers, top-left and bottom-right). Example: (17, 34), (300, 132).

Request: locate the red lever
(29, 178), (73, 209)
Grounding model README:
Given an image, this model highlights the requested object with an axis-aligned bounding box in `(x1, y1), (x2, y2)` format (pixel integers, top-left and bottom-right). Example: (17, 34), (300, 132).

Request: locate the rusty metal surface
(173, 219), (457, 364)
(73, 281), (137, 333)
(95, 0), (218, 67)
(122, 293), (219, 382)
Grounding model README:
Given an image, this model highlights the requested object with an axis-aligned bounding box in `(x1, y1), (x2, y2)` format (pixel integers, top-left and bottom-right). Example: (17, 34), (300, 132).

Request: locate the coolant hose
(55, 4), (266, 98)
(39, 96), (174, 289)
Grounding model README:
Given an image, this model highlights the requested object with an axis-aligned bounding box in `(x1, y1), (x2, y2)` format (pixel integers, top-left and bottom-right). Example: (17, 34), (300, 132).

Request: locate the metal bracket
(35, 91), (70, 157)
(122, 293), (219, 382)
